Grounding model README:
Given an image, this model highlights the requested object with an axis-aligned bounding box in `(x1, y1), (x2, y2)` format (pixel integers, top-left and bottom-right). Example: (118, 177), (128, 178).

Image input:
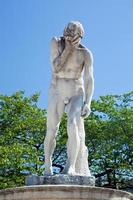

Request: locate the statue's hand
(65, 35), (80, 48)
(63, 38), (74, 55)
(71, 35), (81, 46)
(81, 104), (91, 118)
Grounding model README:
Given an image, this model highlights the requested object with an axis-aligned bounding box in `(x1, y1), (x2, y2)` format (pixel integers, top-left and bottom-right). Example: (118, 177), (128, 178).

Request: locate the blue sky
(0, 0), (133, 108)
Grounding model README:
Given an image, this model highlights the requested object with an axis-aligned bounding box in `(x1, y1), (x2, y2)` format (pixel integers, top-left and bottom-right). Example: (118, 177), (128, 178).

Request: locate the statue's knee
(68, 117), (76, 126)
(47, 122), (59, 132)
(45, 128), (57, 143)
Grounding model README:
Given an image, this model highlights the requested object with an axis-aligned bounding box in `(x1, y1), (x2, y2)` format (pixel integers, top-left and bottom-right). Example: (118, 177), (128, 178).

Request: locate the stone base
(25, 175), (95, 186)
(0, 185), (133, 200)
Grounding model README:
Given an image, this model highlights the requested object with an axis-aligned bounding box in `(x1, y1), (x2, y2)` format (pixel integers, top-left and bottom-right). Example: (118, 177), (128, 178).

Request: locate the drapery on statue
(44, 21), (94, 176)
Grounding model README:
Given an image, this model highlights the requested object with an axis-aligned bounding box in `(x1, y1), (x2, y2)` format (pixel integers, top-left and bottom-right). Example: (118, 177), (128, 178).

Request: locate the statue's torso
(53, 39), (86, 80)
(57, 52), (84, 79)
(50, 39), (88, 99)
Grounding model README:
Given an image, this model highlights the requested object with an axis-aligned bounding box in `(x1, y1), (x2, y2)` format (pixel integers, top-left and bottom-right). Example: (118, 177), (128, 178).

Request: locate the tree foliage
(0, 91), (46, 189)
(85, 91), (133, 189)
(0, 91), (133, 190)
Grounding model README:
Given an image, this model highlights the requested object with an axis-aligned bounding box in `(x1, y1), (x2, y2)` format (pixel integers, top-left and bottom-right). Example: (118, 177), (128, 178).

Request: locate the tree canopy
(0, 91), (133, 190)
(0, 91), (46, 188)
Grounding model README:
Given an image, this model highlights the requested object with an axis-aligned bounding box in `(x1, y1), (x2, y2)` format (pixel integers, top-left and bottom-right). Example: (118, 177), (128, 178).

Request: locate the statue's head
(63, 21), (84, 43)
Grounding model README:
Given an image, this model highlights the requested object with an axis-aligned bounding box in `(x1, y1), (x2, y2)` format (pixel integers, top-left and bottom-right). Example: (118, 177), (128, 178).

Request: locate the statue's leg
(64, 95), (83, 175)
(75, 118), (91, 176)
(44, 92), (64, 175)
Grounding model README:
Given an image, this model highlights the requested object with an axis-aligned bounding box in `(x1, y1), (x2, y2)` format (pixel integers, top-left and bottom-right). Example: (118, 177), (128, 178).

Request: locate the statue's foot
(61, 165), (68, 174)
(67, 166), (76, 176)
(44, 166), (53, 176)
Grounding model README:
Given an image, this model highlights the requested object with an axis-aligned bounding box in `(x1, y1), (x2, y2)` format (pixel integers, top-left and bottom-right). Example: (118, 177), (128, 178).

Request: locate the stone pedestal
(0, 185), (132, 200)
(25, 175), (95, 186)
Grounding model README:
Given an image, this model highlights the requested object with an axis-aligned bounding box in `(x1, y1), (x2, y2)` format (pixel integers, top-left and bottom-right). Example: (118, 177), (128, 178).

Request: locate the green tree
(0, 91), (46, 189)
(85, 91), (133, 189)
(0, 91), (133, 190)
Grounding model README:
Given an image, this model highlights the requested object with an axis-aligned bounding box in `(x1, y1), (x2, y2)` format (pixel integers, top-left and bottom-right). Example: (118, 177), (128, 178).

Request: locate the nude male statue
(44, 21), (94, 176)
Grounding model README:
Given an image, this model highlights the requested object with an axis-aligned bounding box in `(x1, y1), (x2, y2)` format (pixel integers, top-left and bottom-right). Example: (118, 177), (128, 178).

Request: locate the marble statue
(44, 21), (94, 176)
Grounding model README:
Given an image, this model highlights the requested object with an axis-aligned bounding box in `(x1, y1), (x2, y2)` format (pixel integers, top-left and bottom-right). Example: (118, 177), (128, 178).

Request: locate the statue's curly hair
(63, 21), (84, 38)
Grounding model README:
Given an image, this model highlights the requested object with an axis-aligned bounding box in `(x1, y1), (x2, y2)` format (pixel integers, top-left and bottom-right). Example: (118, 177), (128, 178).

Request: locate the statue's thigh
(67, 95), (83, 119)
(47, 92), (65, 128)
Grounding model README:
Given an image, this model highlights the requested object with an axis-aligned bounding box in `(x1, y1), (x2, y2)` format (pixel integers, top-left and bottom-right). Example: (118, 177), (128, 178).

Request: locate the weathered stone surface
(0, 185), (133, 200)
(25, 174), (95, 186)
(44, 21), (94, 177)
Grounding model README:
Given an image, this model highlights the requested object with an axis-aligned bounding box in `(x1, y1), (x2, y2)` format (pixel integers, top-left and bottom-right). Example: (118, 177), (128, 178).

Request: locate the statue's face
(63, 21), (84, 44)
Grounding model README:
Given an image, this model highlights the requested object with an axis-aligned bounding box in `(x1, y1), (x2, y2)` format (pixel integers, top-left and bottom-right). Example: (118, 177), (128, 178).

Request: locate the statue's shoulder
(51, 37), (65, 49)
(85, 48), (93, 60)
(51, 37), (58, 46)
(79, 44), (93, 59)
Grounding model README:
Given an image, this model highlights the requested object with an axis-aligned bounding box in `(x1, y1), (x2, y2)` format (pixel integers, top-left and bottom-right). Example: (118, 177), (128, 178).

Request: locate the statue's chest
(65, 50), (84, 71)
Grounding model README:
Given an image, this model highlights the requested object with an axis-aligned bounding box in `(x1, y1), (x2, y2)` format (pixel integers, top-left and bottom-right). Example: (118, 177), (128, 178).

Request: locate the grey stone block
(25, 174), (95, 186)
